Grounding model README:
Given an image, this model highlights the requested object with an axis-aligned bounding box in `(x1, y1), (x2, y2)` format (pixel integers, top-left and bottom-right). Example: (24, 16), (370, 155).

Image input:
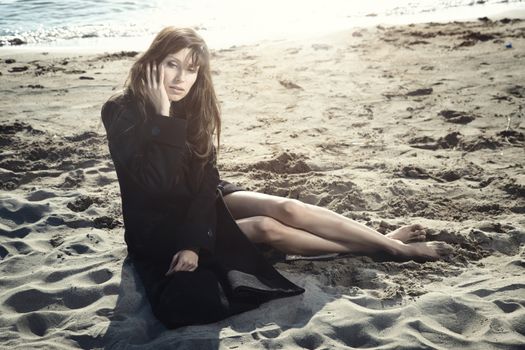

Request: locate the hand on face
(143, 62), (171, 116)
(161, 49), (199, 103)
(165, 249), (199, 276)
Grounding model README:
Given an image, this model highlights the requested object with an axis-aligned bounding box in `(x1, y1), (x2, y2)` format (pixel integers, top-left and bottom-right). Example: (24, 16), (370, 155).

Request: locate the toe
(437, 243), (453, 255)
(413, 223), (424, 230)
(405, 231), (426, 242)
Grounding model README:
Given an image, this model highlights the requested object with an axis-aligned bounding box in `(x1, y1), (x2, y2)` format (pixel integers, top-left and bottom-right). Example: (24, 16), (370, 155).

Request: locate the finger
(159, 63), (165, 90)
(166, 260), (183, 275)
(167, 261), (176, 273)
(152, 63), (158, 89)
(175, 265), (189, 272)
(166, 253), (180, 274)
(146, 62), (151, 88)
(165, 266), (176, 276)
(145, 62), (152, 88)
(179, 260), (196, 272)
(174, 260), (187, 272)
(171, 251), (181, 265)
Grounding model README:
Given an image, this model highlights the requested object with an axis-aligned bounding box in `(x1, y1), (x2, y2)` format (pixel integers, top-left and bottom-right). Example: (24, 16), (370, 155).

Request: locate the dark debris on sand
(502, 182), (525, 199)
(379, 19), (525, 49)
(0, 121), (44, 135)
(95, 51), (140, 62)
(0, 121), (108, 190)
(406, 88), (433, 97)
(67, 195), (99, 212)
(8, 66), (29, 73)
(439, 110), (476, 124)
(93, 216), (121, 229)
(408, 129), (524, 152)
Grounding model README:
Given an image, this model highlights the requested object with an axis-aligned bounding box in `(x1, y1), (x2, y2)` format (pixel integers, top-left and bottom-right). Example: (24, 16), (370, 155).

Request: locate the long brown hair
(125, 27), (221, 171)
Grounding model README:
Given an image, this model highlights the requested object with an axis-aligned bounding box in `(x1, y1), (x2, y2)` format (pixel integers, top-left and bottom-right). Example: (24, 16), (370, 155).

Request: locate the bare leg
(223, 191), (452, 260)
(236, 215), (374, 255)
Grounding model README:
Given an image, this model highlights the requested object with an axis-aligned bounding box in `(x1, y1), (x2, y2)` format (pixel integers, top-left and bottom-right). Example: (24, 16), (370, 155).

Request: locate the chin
(169, 95), (185, 102)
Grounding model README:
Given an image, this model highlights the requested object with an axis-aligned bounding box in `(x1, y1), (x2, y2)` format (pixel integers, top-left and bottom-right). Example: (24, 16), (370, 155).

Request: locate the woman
(101, 27), (452, 328)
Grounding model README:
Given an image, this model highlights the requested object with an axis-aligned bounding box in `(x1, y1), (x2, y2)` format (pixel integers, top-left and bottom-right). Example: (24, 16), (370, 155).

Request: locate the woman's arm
(184, 146), (221, 243)
(101, 99), (217, 261)
(101, 99), (187, 196)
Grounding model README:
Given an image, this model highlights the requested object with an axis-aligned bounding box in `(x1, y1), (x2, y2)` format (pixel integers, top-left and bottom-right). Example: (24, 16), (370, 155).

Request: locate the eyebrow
(165, 55), (198, 67)
(165, 56), (181, 62)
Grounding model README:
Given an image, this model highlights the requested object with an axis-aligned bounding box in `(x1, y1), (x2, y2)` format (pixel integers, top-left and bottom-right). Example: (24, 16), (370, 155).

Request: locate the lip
(169, 86), (185, 93)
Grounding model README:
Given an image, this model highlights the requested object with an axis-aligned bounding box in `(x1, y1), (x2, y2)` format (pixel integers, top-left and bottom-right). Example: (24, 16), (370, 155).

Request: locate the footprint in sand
(0, 197), (51, 230)
(16, 311), (69, 337)
(294, 333), (324, 349)
(5, 286), (102, 313)
(493, 300), (521, 313)
(469, 283), (525, 298)
(0, 245), (9, 259)
(87, 268), (114, 284)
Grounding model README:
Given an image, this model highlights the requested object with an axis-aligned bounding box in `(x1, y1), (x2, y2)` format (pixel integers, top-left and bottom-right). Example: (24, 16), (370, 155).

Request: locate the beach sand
(1, 17), (524, 349)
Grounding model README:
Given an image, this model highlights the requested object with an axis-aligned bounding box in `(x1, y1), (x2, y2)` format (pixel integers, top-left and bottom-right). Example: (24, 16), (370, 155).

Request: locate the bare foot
(397, 241), (454, 261)
(386, 224), (427, 243)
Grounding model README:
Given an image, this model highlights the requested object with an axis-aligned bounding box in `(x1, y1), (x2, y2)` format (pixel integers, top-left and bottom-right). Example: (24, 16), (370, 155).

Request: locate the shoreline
(1, 6), (525, 54)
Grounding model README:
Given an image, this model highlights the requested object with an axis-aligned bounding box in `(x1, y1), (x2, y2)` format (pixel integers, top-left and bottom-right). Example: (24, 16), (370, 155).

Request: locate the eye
(167, 61), (178, 68)
(187, 66), (198, 73)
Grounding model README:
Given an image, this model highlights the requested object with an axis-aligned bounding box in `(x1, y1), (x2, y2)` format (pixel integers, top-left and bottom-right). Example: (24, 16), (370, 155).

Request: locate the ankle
(387, 239), (408, 256)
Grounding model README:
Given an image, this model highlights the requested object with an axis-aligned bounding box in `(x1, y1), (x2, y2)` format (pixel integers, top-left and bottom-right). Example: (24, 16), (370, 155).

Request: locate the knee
(279, 199), (308, 225)
(253, 216), (284, 243)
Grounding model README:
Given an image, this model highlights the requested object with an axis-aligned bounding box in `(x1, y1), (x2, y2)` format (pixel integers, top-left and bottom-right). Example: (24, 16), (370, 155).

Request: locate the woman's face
(160, 48), (199, 102)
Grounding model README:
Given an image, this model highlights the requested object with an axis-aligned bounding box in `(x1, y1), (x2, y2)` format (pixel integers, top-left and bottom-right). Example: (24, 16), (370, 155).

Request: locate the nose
(175, 69), (186, 82)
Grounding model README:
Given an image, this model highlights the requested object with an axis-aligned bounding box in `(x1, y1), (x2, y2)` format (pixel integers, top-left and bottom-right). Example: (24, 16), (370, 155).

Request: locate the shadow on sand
(94, 255), (330, 350)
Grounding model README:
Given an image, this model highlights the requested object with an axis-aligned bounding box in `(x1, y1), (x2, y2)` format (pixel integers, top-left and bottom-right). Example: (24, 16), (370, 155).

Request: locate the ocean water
(1, 0), (524, 50)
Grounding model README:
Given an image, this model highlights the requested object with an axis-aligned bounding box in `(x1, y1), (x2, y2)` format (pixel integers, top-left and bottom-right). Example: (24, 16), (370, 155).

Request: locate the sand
(1, 16), (524, 350)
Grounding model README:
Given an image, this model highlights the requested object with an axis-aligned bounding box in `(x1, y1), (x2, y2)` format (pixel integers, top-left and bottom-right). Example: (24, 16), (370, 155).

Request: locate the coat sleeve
(101, 99), (187, 195)
(101, 100), (215, 259)
(179, 146), (221, 253)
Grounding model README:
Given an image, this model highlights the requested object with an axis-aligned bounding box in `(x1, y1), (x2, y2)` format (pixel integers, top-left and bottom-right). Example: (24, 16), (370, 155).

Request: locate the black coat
(101, 94), (304, 328)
